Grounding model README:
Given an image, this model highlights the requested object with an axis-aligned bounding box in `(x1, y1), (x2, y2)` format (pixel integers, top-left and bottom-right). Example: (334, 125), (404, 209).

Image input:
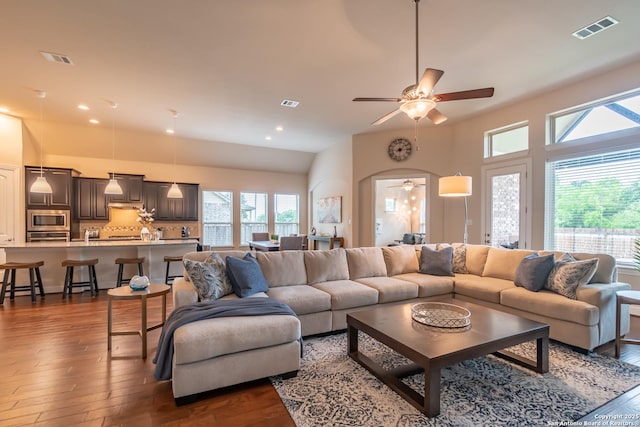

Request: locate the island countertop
(1, 238), (200, 249)
(0, 239), (199, 295)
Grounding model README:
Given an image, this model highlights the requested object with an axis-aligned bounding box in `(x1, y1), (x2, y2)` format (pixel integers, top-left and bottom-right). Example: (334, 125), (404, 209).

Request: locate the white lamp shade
(439, 175), (472, 197)
(399, 99), (436, 120)
(167, 182), (183, 198)
(104, 178), (124, 195)
(30, 176), (53, 194)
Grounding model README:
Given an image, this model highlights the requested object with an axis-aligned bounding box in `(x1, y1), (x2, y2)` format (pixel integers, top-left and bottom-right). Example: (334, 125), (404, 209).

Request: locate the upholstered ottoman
(172, 313), (301, 404)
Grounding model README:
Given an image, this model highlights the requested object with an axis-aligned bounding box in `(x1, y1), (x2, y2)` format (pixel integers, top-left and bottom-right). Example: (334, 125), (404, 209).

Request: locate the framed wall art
(317, 196), (342, 224)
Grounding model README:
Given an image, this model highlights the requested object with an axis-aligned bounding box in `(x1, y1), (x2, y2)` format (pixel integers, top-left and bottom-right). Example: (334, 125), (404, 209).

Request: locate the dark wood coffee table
(347, 298), (549, 417)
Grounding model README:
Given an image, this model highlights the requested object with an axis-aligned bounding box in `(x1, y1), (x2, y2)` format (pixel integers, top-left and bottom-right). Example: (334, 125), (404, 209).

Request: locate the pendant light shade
(168, 109), (183, 199)
(105, 177), (124, 195)
(30, 175), (53, 194)
(167, 182), (183, 198)
(104, 101), (124, 195)
(30, 90), (53, 194)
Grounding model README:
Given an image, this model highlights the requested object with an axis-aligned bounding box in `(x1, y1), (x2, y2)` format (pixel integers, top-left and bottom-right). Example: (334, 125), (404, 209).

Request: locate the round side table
(107, 283), (170, 359)
(615, 290), (640, 358)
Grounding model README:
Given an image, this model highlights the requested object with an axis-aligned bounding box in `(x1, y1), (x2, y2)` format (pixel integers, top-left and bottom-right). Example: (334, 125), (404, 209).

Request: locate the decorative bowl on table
(411, 302), (471, 328)
(129, 275), (150, 291)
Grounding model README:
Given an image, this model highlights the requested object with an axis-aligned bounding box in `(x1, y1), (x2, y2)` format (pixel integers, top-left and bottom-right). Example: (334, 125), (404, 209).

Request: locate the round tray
(411, 302), (471, 328)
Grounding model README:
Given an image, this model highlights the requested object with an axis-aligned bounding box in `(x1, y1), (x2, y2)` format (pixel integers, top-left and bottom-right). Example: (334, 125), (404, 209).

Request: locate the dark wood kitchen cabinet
(74, 178), (109, 220)
(25, 166), (73, 209)
(107, 174), (144, 204)
(144, 181), (199, 221)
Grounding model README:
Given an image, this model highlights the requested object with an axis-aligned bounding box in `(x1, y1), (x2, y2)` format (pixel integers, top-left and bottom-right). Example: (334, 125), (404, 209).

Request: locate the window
(484, 122), (528, 158)
(202, 190), (233, 247)
(274, 193), (299, 237)
(240, 192), (267, 245)
(545, 148), (640, 265)
(550, 90), (640, 144)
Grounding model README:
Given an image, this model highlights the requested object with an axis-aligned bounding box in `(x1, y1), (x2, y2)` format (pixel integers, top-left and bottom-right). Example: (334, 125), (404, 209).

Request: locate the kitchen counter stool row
(1, 254), (182, 303)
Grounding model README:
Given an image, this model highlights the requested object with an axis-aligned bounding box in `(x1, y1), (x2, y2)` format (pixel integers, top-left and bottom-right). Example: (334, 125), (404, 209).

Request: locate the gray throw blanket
(153, 298), (298, 381)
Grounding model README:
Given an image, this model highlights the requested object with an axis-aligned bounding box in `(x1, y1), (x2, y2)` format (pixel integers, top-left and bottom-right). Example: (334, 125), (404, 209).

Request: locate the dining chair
(250, 232), (270, 250)
(279, 236), (305, 251)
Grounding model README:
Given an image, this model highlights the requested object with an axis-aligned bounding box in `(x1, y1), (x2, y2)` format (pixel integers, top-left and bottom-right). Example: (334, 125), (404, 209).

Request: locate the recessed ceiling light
(0, 107), (9, 114)
(265, 136), (272, 141)
(166, 129), (175, 134)
(89, 119), (100, 124)
(78, 104), (90, 111)
(275, 126), (284, 132)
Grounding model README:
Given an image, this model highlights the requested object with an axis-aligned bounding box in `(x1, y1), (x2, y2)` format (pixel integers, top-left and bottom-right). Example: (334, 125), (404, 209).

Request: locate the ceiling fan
(389, 179), (425, 191)
(353, 0), (494, 126)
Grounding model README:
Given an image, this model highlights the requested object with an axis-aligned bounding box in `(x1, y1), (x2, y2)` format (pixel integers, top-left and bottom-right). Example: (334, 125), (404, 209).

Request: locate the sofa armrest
(173, 277), (198, 309)
(577, 281), (632, 345)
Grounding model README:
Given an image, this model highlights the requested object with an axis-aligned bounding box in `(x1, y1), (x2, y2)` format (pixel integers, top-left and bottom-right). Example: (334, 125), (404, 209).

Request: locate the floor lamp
(439, 173), (472, 244)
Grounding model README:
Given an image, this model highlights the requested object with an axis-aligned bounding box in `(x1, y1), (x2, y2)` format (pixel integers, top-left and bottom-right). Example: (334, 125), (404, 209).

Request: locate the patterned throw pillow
(203, 253), (234, 296)
(545, 253), (599, 299)
(182, 259), (232, 301)
(451, 243), (468, 274)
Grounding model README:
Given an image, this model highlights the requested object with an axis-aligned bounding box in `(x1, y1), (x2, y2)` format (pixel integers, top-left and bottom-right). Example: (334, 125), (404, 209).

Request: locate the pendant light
(104, 101), (124, 195)
(30, 91), (53, 194)
(167, 110), (183, 199)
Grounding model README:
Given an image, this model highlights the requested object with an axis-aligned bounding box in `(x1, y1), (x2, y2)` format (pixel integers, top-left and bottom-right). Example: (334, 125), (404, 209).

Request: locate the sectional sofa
(169, 243), (631, 401)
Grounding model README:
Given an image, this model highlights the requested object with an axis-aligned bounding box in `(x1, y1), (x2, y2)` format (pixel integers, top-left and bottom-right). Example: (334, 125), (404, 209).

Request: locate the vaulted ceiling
(2, 0), (640, 156)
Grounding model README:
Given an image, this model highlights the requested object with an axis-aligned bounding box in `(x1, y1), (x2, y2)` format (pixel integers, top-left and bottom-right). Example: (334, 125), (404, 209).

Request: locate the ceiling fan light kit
(353, 0), (494, 126)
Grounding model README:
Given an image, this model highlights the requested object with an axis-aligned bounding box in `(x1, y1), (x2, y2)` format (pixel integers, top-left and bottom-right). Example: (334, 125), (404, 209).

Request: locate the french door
(482, 161), (530, 249)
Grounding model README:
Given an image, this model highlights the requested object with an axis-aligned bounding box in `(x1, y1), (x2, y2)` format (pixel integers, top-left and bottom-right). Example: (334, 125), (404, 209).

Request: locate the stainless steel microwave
(27, 209), (70, 232)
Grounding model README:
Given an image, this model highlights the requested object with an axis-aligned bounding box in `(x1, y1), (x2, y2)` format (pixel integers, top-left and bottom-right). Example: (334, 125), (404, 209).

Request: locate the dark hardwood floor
(1, 292), (639, 426)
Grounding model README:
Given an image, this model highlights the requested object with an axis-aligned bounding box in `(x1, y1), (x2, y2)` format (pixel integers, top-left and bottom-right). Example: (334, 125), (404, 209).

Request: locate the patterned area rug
(271, 332), (640, 427)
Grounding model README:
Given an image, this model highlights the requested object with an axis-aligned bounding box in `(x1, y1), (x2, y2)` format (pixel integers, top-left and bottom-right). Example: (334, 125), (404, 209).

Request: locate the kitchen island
(0, 239), (199, 295)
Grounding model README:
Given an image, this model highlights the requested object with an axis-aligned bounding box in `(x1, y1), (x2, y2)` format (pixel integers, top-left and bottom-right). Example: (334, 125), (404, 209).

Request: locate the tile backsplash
(79, 209), (198, 239)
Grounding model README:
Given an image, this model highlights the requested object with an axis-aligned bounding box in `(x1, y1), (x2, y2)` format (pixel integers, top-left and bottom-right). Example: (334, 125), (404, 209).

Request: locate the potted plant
(270, 234), (279, 243)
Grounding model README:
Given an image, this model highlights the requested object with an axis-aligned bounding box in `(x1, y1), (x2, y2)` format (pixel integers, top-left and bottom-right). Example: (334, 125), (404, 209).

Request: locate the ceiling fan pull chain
(414, 119), (419, 151)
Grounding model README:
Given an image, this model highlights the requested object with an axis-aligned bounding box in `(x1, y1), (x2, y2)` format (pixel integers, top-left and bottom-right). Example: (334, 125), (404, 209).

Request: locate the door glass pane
(490, 173), (520, 248)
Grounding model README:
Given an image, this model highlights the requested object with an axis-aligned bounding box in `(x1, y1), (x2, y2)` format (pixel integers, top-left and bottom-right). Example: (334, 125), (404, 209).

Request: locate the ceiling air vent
(572, 16), (619, 40)
(40, 51), (74, 65)
(280, 99), (300, 108)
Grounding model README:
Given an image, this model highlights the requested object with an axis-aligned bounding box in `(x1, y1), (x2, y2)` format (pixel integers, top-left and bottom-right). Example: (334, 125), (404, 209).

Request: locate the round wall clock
(388, 138), (412, 161)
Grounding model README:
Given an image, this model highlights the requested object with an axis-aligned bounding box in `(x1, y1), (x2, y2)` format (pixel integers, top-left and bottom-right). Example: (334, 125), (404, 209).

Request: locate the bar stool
(164, 255), (183, 285)
(0, 261), (46, 303)
(115, 257), (145, 287)
(62, 258), (99, 298)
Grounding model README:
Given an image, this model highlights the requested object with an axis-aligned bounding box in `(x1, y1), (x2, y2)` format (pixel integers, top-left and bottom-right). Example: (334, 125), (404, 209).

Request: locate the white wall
(308, 138), (353, 247)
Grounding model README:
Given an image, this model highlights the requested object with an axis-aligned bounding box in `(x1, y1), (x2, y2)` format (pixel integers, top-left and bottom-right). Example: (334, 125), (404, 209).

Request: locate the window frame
(239, 191), (268, 245)
(201, 190), (233, 248)
(274, 193), (300, 237)
(484, 121), (529, 160)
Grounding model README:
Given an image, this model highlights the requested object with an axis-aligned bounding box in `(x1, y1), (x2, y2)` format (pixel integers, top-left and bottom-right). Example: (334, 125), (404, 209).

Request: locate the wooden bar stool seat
(1, 261), (46, 304)
(164, 255), (183, 285)
(115, 257), (145, 287)
(62, 258), (99, 298)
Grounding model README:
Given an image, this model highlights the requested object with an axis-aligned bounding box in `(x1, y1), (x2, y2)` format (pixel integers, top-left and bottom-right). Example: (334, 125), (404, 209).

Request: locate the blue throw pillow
(225, 253), (269, 298)
(514, 253), (555, 292)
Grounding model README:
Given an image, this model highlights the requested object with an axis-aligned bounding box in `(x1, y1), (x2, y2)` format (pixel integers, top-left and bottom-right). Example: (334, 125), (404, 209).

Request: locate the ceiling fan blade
(417, 68), (444, 95)
(427, 108), (448, 125)
(432, 87), (495, 102)
(372, 109), (401, 126)
(353, 97), (402, 102)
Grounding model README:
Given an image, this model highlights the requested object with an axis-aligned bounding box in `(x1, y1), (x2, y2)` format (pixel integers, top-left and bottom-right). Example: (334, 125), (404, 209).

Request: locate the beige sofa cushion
(345, 247), (387, 279)
(500, 287), (598, 326)
(256, 251), (307, 287)
(304, 249), (350, 284)
(393, 272), (454, 297)
(312, 279), (379, 310)
(453, 274), (515, 304)
(267, 285), (331, 315)
(482, 248), (535, 281)
(464, 244), (490, 276)
(381, 245), (419, 276)
(355, 276), (418, 303)
(173, 314), (301, 365)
